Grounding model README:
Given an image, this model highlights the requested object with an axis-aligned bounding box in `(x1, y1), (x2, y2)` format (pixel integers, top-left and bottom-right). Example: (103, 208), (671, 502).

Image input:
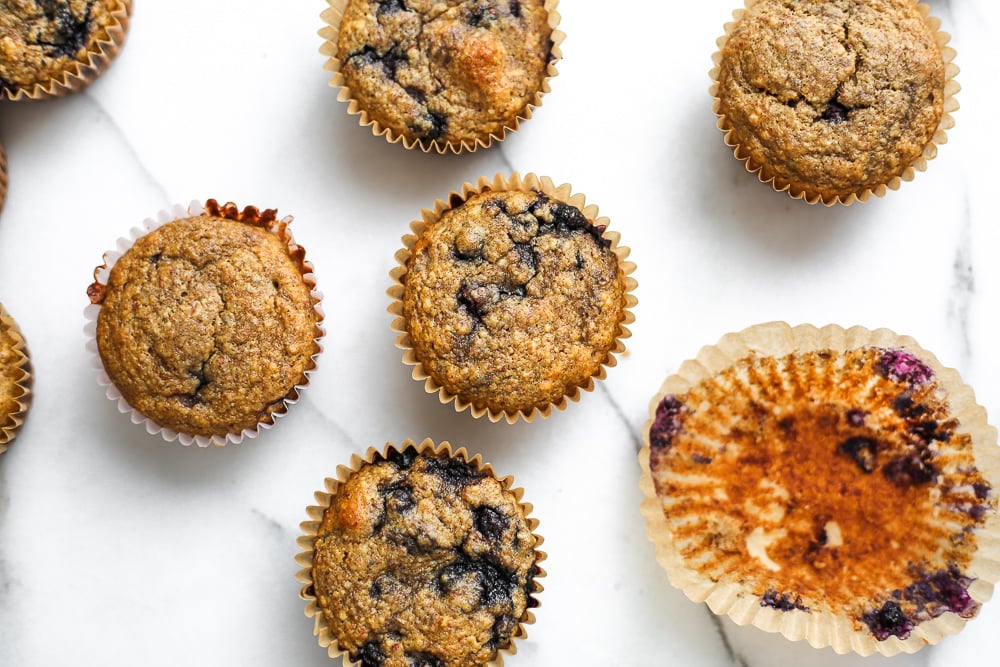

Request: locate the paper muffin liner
(710, 0), (959, 206)
(0, 141), (7, 217)
(388, 172), (638, 424)
(295, 437), (546, 666)
(0, 304), (33, 453)
(1, 0), (133, 101)
(319, 0), (564, 154)
(83, 200), (326, 448)
(639, 322), (1000, 656)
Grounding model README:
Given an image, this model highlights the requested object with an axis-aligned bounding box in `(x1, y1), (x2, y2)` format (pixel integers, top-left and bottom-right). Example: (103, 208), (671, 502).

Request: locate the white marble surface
(1, 0), (999, 665)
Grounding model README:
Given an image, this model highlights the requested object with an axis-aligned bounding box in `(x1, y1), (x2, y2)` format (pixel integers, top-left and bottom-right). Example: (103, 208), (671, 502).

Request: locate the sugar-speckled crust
(0, 304), (30, 449)
(403, 189), (627, 415)
(94, 213), (319, 437)
(0, 0), (128, 91)
(312, 448), (538, 667)
(337, 0), (552, 145)
(717, 0), (945, 198)
(648, 346), (996, 642)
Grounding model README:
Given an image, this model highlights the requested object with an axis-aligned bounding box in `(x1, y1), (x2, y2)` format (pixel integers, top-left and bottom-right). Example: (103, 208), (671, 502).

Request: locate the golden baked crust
(403, 189), (627, 416)
(716, 0), (946, 199)
(0, 0), (128, 92)
(337, 0), (553, 146)
(648, 346), (995, 642)
(311, 448), (539, 667)
(93, 203), (319, 437)
(0, 303), (30, 449)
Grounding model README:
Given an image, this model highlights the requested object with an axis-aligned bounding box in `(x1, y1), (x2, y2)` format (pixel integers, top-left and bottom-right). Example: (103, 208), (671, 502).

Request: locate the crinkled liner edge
(1, 0), (133, 101)
(294, 437), (546, 666)
(82, 200), (326, 448)
(387, 172), (638, 424)
(708, 0), (958, 206)
(318, 0), (564, 154)
(0, 305), (33, 452)
(0, 142), (8, 217)
(638, 321), (1000, 656)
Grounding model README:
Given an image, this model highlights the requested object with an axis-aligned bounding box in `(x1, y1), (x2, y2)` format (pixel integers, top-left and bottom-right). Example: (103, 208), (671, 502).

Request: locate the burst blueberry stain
(439, 555), (515, 606)
(423, 454), (486, 488)
(406, 653), (443, 667)
(376, 0), (408, 15)
(973, 482), (991, 500)
(892, 392), (928, 419)
(862, 600), (914, 640)
(474, 506), (510, 543)
(876, 349), (934, 386)
(882, 453), (936, 487)
(819, 99), (849, 124)
(383, 446), (418, 469)
(354, 640), (388, 667)
(650, 396), (686, 452)
(839, 436), (878, 473)
(761, 589), (808, 612)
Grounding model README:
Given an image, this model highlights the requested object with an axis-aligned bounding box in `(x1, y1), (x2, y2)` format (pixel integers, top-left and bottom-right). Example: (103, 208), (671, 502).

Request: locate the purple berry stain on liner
(761, 589), (809, 612)
(846, 409), (866, 427)
(876, 349), (934, 386)
(650, 396), (686, 451)
(863, 600), (914, 641)
(862, 568), (980, 641)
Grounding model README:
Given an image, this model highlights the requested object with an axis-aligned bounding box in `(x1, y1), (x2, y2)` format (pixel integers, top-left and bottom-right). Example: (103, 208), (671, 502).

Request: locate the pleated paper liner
(295, 438), (546, 666)
(388, 172), (637, 423)
(0, 304), (32, 453)
(83, 200), (325, 448)
(639, 322), (1000, 656)
(1, 0), (133, 101)
(710, 0), (958, 206)
(319, 0), (564, 153)
(0, 141), (7, 217)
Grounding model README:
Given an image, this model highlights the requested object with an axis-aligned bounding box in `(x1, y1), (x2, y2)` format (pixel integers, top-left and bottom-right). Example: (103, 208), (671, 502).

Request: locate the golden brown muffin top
(648, 347), (995, 642)
(311, 448), (539, 667)
(403, 189), (627, 416)
(0, 0), (126, 90)
(337, 0), (553, 146)
(92, 203), (319, 438)
(716, 0), (945, 198)
(0, 304), (29, 440)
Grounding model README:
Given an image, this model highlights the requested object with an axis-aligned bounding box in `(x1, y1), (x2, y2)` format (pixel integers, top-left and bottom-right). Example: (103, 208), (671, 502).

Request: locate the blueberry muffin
(640, 323), (1000, 655)
(324, 0), (560, 152)
(391, 174), (636, 422)
(0, 0), (132, 100)
(298, 441), (544, 667)
(712, 0), (956, 204)
(88, 200), (322, 443)
(0, 303), (32, 451)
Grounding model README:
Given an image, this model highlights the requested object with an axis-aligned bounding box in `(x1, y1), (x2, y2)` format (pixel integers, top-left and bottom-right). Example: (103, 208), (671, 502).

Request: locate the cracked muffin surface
(402, 189), (627, 416)
(0, 0), (127, 92)
(336, 0), (553, 146)
(311, 447), (539, 667)
(716, 0), (946, 198)
(94, 208), (319, 437)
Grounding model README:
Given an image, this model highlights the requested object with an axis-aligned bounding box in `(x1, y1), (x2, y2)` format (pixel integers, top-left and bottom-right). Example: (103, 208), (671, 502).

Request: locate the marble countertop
(2, 1), (999, 665)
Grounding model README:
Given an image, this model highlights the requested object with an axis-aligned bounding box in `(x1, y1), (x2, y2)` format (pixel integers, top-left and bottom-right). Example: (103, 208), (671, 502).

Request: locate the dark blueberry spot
(509, 0), (521, 18)
(962, 503), (987, 521)
(839, 436), (878, 473)
(846, 409), (866, 427)
(876, 349), (934, 386)
(819, 99), (849, 124)
(457, 282), (491, 321)
(906, 568), (978, 618)
(474, 506), (510, 543)
(882, 453), (936, 487)
(422, 455), (486, 488)
(376, 0), (408, 15)
(439, 555), (515, 606)
(892, 392), (928, 419)
(489, 613), (517, 648)
(512, 242), (537, 272)
(911, 419), (949, 443)
(353, 640), (388, 667)
(176, 394), (199, 409)
(549, 202), (588, 231)
(37, 1), (94, 58)
(862, 600), (913, 641)
(973, 482), (991, 500)
(468, 0), (501, 26)
(346, 46), (406, 81)
(650, 396), (686, 452)
(406, 653), (443, 667)
(383, 446), (418, 469)
(692, 454), (713, 464)
(575, 250), (584, 270)
(384, 483), (414, 513)
(149, 253), (162, 265)
(403, 86), (426, 103)
(761, 589), (808, 612)
(414, 111), (447, 140)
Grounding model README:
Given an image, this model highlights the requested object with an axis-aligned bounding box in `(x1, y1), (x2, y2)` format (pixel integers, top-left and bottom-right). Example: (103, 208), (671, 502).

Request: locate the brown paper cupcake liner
(83, 200), (325, 448)
(0, 141), (7, 217)
(295, 438), (546, 666)
(319, 0), (564, 154)
(0, 304), (33, 452)
(639, 322), (1000, 656)
(710, 0), (959, 206)
(388, 172), (638, 423)
(1, 0), (133, 101)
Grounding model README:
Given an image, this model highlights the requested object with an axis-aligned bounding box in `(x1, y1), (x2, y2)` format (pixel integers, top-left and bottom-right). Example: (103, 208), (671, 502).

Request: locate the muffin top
(0, 304), (29, 447)
(0, 0), (126, 92)
(716, 0), (945, 198)
(91, 203), (319, 437)
(311, 447), (539, 667)
(647, 346), (996, 643)
(403, 188), (627, 416)
(337, 0), (553, 147)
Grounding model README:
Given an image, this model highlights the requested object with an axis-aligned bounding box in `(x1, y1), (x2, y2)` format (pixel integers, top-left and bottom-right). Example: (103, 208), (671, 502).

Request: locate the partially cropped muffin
(0, 0), (132, 99)
(0, 303), (32, 451)
(712, 0), (956, 204)
(299, 441), (544, 666)
(325, 0), (559, 151)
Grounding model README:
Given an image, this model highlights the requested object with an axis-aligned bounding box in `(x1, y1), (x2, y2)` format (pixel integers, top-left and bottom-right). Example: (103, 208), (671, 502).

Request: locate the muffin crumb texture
(403, 189), (626, 415)
(717, 0), (946, 198)
(94, 207), (318, 437)
(0, 0), (124, 90)
(311, 448), (538, 667)
(648, 347), (996, 641)
(337, 0), (553, 145)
